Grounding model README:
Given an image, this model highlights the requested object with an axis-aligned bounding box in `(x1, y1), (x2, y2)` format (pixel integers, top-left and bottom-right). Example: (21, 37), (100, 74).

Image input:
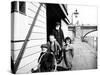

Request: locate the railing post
(14, 4), (43, 73)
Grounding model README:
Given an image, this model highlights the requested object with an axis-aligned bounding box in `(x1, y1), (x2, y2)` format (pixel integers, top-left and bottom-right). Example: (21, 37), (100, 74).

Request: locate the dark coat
(52, 29), (64, 47)
(47, 41), (61, 55)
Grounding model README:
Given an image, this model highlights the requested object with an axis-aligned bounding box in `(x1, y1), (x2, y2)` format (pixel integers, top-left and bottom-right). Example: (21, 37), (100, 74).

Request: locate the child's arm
(38, 53), (42, 63)
(64, 44), (73, 51)
(56, 41), (61, 50)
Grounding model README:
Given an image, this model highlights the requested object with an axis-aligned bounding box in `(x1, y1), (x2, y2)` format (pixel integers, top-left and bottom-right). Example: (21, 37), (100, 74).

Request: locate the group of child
(31, 35), (73, 72)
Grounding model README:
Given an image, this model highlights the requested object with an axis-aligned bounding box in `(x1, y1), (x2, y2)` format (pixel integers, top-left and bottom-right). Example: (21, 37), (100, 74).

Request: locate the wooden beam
(13, 4), (43, 73)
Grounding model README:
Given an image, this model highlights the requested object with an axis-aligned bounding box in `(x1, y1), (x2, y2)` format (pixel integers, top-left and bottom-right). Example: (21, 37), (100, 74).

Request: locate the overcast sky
(67, 4), (98, 26)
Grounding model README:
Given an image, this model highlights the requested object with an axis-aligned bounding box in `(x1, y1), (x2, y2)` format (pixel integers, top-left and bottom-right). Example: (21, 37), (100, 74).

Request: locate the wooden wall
(11, 1), (46, 73)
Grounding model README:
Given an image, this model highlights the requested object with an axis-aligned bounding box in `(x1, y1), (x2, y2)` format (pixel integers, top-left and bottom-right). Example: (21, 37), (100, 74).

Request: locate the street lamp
(74, 9), (79, 18)
(71, 9), (79, 25)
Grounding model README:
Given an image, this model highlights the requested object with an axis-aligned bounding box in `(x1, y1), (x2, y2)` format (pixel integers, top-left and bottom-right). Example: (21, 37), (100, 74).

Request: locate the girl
(63, 37), (74, 70)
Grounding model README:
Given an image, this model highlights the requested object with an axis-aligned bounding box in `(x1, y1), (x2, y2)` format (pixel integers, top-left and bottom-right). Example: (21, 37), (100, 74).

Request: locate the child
(47, 35), (63, 64)
(38, 44), (48, 62)
(63, 37), (74, 70)
(31, 44), (48, 73)
(52, 22), (64, 47)
(31, 44), (57, 72)
(39, 52), (57, 72)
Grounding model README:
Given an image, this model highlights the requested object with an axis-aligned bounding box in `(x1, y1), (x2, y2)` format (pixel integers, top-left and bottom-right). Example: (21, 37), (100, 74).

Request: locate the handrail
(11, 40), (28, 43)
(13, 4), (43, 73)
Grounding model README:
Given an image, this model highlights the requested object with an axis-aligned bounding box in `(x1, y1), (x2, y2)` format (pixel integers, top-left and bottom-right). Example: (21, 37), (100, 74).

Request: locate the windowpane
(19, 1), (26, 14)
(11, 1), (18, 13)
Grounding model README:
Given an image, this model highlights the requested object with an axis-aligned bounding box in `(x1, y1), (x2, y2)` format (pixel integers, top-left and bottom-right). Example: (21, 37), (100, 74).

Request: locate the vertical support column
(75, 21), (82, 42)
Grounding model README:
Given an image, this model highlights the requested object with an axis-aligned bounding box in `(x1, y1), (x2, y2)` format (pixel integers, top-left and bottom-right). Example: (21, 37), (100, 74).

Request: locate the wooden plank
(14, 4), (43, 73)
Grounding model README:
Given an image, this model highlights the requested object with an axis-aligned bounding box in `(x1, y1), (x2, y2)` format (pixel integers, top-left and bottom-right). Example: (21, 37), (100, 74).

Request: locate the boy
(31, 44), (57, 72)
(47, 35), (63, 64)
(52, 22), (64, 47)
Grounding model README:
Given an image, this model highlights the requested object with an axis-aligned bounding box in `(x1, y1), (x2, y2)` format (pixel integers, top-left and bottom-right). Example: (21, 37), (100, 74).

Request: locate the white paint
(61, 19), (74, 40)
(11, 2), (47, 73)
(67, 4), (97, 25)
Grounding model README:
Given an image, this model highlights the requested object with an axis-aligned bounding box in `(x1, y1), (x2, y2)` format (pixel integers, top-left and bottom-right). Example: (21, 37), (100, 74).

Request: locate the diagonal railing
(13, 3), (43, 73)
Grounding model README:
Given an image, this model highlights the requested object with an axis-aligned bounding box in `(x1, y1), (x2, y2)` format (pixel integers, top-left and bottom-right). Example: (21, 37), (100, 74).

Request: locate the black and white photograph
(11, 1), (98, 74)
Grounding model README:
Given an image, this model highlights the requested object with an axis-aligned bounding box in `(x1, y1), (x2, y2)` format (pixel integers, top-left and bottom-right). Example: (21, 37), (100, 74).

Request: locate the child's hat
(41, 44), (48, 48)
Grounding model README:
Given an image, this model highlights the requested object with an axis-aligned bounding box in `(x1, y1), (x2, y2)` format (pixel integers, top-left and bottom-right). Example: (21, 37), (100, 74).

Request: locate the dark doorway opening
(46, 3), (66, 41)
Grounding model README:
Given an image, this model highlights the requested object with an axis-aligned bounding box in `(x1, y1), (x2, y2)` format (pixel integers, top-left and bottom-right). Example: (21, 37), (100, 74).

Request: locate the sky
(67, 4), (98, 26)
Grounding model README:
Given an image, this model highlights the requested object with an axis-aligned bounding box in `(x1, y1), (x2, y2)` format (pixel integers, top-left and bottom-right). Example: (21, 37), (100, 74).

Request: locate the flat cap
(41, 44), (48, 48)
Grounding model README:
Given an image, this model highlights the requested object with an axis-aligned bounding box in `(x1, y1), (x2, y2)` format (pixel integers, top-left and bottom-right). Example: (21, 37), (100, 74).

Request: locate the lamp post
(71, 9), (79, 25)
(74, 9), (79, 18)
(73, 9), (82, 42)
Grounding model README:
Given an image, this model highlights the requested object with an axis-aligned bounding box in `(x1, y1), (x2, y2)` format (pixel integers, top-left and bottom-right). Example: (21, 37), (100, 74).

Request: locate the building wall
(11, 1), (46, 73)
(61, 19), (74, 40)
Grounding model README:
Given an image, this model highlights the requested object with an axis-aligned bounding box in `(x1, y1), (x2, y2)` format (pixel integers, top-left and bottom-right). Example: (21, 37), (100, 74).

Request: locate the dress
(63, 44), (73, 69)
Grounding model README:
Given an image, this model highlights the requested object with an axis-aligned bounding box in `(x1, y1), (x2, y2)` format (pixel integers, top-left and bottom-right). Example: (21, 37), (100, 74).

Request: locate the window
(11, 1), (26, 15)
(19, 1), (26, 15)
(11, 1), (18, 13)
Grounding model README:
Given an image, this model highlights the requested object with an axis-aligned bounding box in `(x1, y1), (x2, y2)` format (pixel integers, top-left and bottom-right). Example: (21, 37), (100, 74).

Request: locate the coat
(52, 29), (64, 47)
(47, 41), (61, 55)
